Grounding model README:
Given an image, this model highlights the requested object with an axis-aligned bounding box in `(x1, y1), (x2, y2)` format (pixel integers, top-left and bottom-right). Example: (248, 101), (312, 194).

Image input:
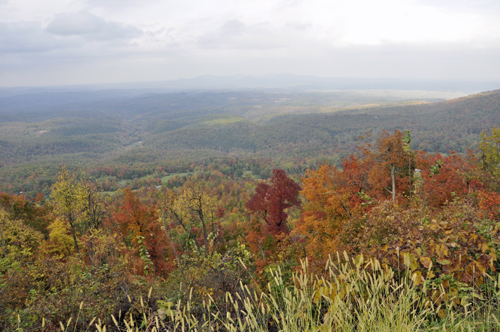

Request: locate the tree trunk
(257, 239), (266, 261)
(0, 219), (6, 258)
(69, 215), (80, 253)
(409, 156), (412, 217)
(391, 165), (396, 203)
(87, 237), (95, 266)
(172, 210), (201, 250)
(198, 208), (209, 253)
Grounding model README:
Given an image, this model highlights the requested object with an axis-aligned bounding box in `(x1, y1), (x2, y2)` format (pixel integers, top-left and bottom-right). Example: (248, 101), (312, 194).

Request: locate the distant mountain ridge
(147, 74), (500, 92)
(2, 74), (500, 94)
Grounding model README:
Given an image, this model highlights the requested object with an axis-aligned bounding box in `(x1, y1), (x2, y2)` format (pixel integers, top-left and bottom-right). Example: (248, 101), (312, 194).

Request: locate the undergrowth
(12, 253), (500, 332)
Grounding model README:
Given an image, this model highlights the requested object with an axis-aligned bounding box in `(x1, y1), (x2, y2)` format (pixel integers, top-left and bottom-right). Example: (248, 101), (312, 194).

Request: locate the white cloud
(46, 11), (142, 41)
(85, 0), (159, 10)
(415, 0), (500, 13)
(0, 21), (70, 53)
(197, 20), (294, 50)
(336, 3), (482, 46)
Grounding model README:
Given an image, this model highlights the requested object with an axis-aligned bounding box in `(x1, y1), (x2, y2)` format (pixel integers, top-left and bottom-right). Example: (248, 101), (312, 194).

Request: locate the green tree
(480, 127), (500, 191)
(80, 179), (107, 232)
(50, 168), (87, 253)
(0, 208), (6, 259)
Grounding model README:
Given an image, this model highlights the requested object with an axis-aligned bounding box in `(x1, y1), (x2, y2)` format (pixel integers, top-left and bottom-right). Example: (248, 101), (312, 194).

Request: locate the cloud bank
(46, 11), (141, 40)
(0, 0), (499, 86)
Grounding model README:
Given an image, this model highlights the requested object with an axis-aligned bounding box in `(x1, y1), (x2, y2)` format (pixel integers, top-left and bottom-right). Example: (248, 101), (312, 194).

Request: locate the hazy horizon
(1, 74), (499, 94)
(1, 0), (500, 87)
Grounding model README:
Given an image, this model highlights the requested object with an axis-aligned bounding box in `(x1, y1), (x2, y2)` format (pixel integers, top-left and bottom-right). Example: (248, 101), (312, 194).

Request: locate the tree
(159, 181), (218, 254)
(113, 188), (152, 244)
(295, 160), (370, 259)
(374, 129), (409, 203)
(113, 188), (170, 274)
(295, 130), (413, 258)
(0, 193), (50, 237)
(50, 168), (87, 254)
(46, 217), (75, 257)
(0, 208), (6, 259)
(246, 169), (301, 235)
(80, 179), (107, 232)
(0, 207), (43, 305)
(480, 126), (500, 191)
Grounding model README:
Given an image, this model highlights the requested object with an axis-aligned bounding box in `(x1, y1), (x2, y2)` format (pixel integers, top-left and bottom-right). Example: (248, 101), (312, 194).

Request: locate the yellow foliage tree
(159, 181), (218, 254)
(0, 207), (43, 260)
(46, 218), (75, 257)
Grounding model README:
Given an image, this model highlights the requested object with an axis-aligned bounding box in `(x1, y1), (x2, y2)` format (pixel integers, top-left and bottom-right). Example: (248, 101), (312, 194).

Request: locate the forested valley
(2, 88), (500, 331)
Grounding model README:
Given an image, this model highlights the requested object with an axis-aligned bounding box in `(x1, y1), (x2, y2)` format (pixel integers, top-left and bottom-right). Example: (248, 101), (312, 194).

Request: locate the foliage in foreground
(3, 127), (500, 331)
(14, 255), (500, 332)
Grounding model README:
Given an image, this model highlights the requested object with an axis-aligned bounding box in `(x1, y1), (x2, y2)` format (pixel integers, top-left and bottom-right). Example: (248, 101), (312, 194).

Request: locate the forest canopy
(2, 125), (500, 330)
(2, 89), (500, 330)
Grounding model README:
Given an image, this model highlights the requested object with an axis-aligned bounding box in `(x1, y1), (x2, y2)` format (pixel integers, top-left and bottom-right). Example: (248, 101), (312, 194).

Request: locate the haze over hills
(0, 86), (499, 168)
(3, 74), (500, 94)
(4, 73), (498, 123)
(0, 86), (464, 123)
(118, 74), (500, 92)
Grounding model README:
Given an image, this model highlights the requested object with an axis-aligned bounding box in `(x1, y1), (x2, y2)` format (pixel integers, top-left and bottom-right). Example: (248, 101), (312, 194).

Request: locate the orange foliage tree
(295, 130), (412, 259)
(295, 130), (482, 261)
(112, 188), (171, 275)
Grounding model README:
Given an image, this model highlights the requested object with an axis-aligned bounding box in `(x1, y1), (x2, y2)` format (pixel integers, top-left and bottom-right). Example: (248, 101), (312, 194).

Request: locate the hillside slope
(146, 89), (500, 155)
(0, 89), (498, 168)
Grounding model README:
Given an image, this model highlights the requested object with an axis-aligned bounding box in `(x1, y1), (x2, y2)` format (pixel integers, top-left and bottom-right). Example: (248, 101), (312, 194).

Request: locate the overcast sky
(1, 0), (500, 87)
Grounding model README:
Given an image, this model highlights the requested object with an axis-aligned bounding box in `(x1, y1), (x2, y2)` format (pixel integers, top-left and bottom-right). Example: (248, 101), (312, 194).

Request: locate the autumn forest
(2, 88), (500, 331)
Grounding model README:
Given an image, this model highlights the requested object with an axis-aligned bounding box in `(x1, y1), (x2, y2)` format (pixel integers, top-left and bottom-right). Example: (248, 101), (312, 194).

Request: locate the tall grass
(31, 253), (500, 331)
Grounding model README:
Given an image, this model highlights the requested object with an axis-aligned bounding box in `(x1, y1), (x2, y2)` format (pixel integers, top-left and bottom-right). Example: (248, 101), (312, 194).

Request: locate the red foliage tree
(246, 169), (301, 235)
(414, 151), (481, 209)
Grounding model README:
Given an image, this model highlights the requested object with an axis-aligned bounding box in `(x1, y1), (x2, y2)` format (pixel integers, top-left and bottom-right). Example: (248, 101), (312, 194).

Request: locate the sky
(1, 0), (500, 87)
